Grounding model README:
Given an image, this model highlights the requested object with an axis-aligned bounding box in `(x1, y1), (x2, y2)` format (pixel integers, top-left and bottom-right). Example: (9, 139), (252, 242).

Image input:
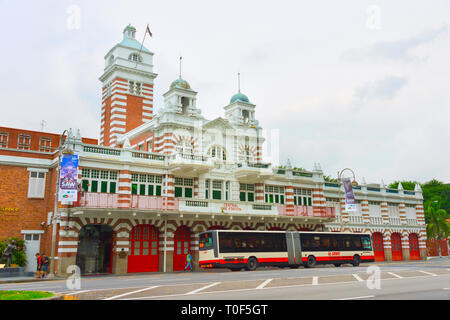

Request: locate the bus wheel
(305, 256), (316, 268)
(247, 257), (258, 271)
(352, 255), (360, 267)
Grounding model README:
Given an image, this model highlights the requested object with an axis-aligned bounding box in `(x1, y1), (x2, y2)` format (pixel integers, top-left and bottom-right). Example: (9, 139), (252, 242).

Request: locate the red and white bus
(199, 230), (374, 271)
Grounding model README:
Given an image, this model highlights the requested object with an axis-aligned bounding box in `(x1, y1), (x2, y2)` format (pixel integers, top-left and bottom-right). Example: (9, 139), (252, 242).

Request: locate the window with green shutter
(185, 188), (193, 198)
(80, 169), (119, 193)
(139, 184), (146, 195)
(109, 182), (116, 194)
(148, 185), (154, 196)
(91, 180), (98, 192)
(248, 192), (254, 202)
(82, 180), (89, 192)
(132, 184), (138, 195)
(101, 181), (108, 193)
(156, 185), (161, 196)
(175, 187), (183, 198)
(213, 190), (221, 200)
(240, 192), (246, 202)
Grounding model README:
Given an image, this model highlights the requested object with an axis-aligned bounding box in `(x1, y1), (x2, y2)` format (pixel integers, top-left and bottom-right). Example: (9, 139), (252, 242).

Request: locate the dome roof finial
(230, 72), (250, 104)
(238, 72), (241, 93)
(179, 56), (182, 79)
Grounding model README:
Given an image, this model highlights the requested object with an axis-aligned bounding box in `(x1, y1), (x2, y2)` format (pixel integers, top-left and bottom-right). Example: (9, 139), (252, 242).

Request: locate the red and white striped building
(0, 25), (428, 276)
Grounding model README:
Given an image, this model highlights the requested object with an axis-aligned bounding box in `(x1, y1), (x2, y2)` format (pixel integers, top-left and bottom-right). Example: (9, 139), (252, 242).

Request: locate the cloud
(343, 25), (448, 62)
(354, 76), (408, 101)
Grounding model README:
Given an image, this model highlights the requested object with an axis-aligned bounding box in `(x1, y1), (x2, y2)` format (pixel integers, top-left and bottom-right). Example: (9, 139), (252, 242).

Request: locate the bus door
(286, 232), (301, 265)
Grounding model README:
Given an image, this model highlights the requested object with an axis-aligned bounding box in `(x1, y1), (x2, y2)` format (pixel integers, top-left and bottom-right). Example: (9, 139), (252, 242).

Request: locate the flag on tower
(146, 24), (152, 37)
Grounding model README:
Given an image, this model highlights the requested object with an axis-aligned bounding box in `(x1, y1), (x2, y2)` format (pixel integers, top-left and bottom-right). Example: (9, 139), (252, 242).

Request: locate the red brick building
(0, 127), (96, 273)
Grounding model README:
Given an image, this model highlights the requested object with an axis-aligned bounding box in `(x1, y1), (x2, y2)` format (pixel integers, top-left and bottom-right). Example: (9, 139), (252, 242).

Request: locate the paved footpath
(1, 259), (449, 300)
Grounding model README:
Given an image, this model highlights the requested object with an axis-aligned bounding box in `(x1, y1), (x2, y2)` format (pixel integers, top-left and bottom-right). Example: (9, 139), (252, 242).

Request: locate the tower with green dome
(224, 74), (258, 127)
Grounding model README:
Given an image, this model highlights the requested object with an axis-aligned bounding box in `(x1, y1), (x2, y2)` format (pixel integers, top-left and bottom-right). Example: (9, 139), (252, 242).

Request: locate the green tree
(422, 179), (450, 214)
(388, 180), (418, 191)
(323, 175), (338, 183)
(424, 196), (450, 257)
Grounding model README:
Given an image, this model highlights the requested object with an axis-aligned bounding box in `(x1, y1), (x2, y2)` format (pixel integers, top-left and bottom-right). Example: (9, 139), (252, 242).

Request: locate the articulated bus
(199, 230), (374, 271)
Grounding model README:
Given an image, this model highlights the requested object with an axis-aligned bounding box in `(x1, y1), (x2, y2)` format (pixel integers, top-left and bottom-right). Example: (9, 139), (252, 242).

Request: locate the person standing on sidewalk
(35, 253), (42, 279)
(184, 250), (193, 272)
(41, 254), (50, 278)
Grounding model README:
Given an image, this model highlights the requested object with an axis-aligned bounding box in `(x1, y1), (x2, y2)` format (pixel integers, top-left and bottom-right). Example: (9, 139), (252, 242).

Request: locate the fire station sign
(59, 154), (79, 203)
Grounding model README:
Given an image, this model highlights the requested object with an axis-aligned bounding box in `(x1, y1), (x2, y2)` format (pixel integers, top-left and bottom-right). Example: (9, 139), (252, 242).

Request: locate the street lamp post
(50, 130), (71, 276)
(337, 168), (358, 232)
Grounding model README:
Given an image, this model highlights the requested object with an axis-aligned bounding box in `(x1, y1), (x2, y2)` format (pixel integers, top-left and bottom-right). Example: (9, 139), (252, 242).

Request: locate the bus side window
(301, 236), (311, 251)
(352, 236), (362, 250)
(330, 235), (339, 251)
(361, 236), (372, 250)
(343, 236), (352, 251)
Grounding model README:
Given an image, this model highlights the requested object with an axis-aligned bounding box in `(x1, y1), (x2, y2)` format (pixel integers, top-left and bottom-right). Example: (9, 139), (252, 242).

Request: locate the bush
(0, 237), (27, 268)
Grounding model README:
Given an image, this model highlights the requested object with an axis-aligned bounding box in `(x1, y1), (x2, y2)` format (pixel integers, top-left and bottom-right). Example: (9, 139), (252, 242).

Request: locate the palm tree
(424, 196), (450, 258)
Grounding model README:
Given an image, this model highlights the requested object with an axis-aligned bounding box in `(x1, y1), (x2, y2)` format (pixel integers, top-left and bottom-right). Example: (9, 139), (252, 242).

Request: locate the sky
(0, 0), (449, 185)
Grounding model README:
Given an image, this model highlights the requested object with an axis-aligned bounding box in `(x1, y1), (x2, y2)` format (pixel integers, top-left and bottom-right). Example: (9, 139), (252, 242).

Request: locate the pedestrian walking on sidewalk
(184, 250), (193, 272)
(35, 253), (42, 278)
(41, 253), (50, 278)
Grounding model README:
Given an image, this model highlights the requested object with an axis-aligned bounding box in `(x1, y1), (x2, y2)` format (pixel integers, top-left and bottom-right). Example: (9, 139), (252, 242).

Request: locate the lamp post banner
(342, 177), (357, 212)
(59, 154), (79, 203)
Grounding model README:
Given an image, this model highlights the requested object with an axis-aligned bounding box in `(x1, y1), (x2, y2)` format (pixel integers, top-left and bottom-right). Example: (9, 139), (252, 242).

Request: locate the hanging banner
(342, 177), (357, 212)
(59, 154), (79, 203)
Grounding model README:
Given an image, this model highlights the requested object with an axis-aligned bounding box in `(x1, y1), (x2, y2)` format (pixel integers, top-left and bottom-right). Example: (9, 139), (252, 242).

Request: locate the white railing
(389, 217), (402, 225)
(370, 217), (384, 225)
(348, 215), (364, 224)
(406, 218), (418, 226)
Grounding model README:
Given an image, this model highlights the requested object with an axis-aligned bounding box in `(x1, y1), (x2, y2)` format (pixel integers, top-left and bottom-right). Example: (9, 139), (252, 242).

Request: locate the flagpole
(135, 24), (149, 69)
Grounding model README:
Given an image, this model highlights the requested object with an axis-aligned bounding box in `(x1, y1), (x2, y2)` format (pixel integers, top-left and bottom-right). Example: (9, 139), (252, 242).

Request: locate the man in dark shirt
(41, 254), (50, 278)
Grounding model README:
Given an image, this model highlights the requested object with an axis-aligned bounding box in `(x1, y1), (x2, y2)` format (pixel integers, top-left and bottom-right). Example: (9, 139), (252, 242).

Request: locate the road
(1, 259), (449, 300)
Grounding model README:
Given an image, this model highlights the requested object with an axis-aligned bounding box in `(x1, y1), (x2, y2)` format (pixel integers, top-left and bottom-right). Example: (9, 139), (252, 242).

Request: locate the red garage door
(128, 225), (159, 273)
(409, 233), (420, 260)
(391, 233), (403, 261)
(173, 226), (191, 271)
(372, 232), (385, 261)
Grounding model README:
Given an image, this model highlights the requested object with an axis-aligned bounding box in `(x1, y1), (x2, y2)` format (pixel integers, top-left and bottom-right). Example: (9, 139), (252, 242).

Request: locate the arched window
(209, 145), (226, 161)
(242, 110), (249, 123)
(128, 53), (142, 62)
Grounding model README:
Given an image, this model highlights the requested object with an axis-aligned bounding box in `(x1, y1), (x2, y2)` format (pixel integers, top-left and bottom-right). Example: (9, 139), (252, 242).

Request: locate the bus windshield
(199, 232), (214, 251)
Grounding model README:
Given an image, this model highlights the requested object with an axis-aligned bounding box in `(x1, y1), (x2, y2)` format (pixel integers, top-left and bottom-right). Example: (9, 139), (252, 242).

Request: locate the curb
(0, 277), (66, 284)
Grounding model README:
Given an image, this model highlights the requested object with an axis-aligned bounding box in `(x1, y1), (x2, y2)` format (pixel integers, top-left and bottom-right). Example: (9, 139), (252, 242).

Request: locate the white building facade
(54, 26), (426, 275)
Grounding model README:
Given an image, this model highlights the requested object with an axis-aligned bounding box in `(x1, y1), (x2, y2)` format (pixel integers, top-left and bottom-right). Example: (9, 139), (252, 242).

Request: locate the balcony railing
(406, 218), (418, 226)
(77, 192), (179, 211)
(370, 217), (384, 225)
(389, 217), (402, 225)
(131, 195), (179, 211)
(78, 192), (119, 208)
(348, 215), (364, 224)
(132, 151), (165, 161)
(83, 144), (121, 156)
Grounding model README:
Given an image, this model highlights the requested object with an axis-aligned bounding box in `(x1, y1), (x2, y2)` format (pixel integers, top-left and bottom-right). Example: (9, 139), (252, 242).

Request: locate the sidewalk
(0, 275), (65, 284)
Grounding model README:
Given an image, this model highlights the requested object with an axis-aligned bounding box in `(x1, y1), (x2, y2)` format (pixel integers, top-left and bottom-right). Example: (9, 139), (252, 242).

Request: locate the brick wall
(0, 165), (56, 256)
